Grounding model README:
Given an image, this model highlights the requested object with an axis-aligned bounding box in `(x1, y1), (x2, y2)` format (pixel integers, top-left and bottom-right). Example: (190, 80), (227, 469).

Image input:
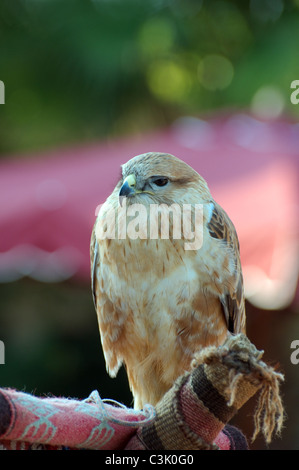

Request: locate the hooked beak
(119, 174), (140, 206)
(119, 174), (155, 206)
(119, 174), (138, 197)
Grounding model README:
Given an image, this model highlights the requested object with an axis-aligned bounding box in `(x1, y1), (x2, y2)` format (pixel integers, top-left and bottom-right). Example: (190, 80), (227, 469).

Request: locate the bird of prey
(91, 152), (246, 410)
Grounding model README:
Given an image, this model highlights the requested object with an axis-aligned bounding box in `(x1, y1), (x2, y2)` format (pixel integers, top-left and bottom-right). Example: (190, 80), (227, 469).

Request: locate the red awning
(0, 113), (298, 310)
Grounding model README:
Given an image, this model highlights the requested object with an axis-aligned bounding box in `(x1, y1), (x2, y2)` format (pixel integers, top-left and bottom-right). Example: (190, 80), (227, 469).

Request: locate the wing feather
(90, 223), (124, 377)
(90, 226), (99, 309)
(207, 202), (246, 334)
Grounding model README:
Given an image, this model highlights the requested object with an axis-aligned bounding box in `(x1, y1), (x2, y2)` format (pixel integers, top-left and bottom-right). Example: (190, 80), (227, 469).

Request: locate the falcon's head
(118, 152), (212, 206)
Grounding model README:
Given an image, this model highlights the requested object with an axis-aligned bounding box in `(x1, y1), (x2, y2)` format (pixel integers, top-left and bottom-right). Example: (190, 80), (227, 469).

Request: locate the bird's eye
(153, 177), (169, 187)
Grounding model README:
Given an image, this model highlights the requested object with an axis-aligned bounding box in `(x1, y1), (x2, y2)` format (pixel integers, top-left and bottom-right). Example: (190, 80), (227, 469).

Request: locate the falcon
(90, 152), (246, 409)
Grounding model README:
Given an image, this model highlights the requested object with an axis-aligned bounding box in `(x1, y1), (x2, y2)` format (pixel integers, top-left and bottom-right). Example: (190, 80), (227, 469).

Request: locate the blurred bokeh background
(0, 0), (298, 450)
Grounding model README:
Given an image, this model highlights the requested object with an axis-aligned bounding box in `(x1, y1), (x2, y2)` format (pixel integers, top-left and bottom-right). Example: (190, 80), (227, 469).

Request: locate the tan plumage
(91, 152), (246, 409)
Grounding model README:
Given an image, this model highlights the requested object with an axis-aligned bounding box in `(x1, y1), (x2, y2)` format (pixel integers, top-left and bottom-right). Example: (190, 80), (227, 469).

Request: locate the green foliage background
(0, 0), (299, 155)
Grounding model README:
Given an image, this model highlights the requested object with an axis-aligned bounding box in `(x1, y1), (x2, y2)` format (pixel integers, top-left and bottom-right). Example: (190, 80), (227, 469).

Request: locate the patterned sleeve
(126, 334), (284, 450)
(0, 334), (284, 451)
